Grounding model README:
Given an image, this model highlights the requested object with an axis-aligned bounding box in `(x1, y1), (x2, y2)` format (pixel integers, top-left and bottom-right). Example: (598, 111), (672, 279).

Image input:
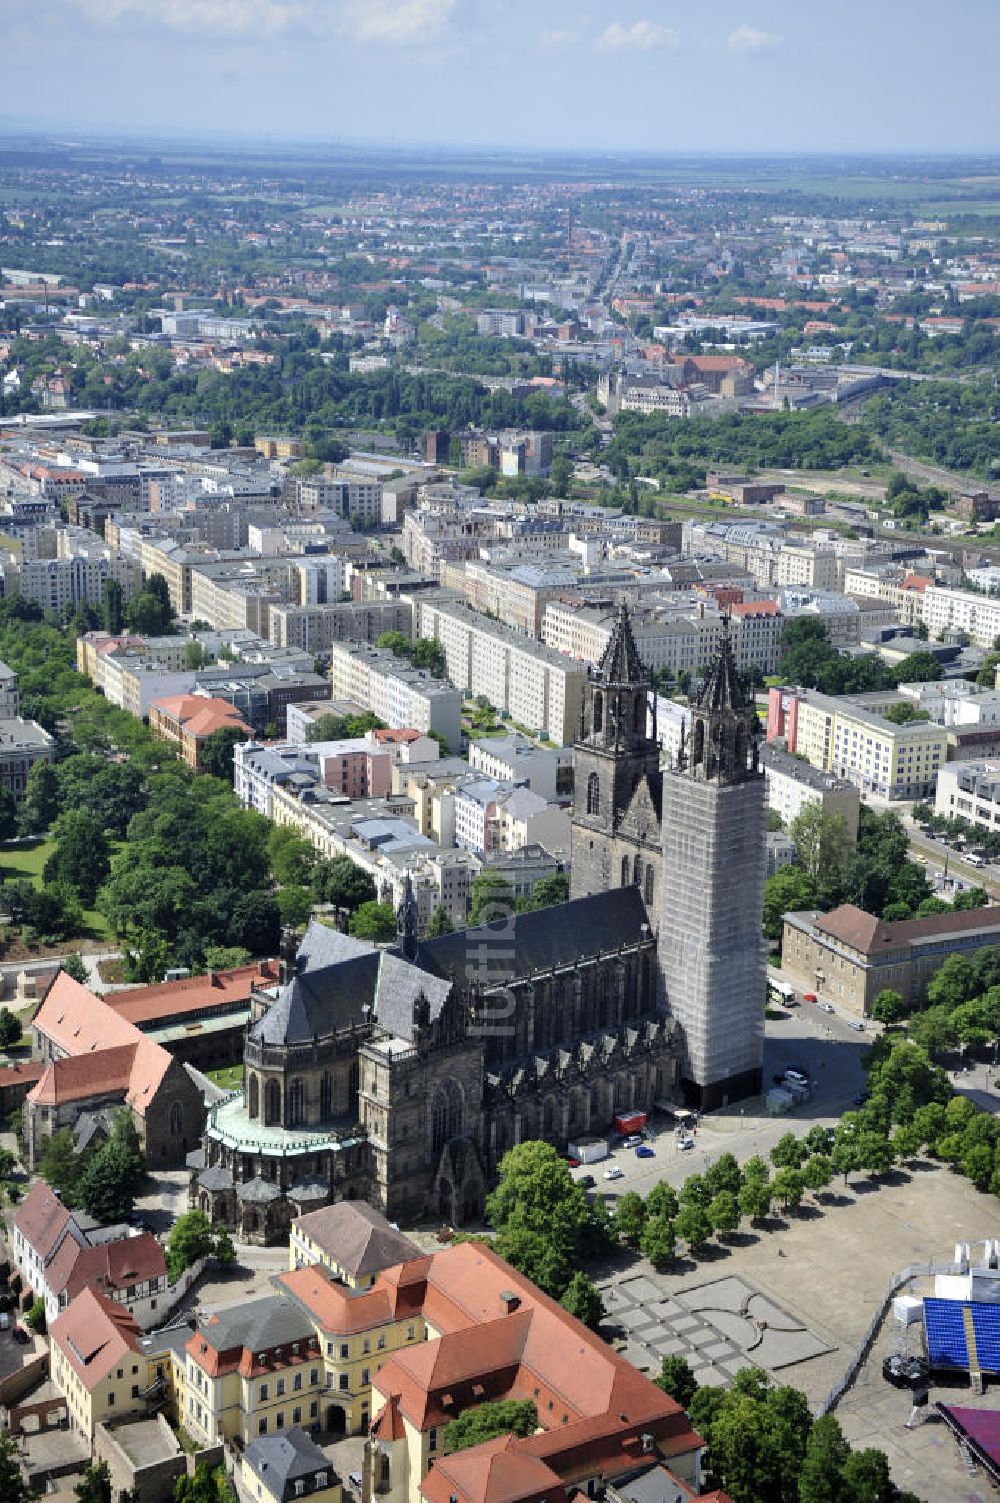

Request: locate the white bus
(769, 980), (796, 1006)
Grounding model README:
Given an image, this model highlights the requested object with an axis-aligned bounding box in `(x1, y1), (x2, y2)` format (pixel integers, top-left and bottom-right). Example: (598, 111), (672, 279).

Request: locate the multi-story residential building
(327, 641), (462, 751)
(542, 596), (783, 677)
(11, 552), (141, 614)
(0, 659), (19, 718)
(468, 733), (573, 800)
(85, 651), (197, 719)
(234, 739), (392, 818)
(298, 477), (382, 527)
(776, 544), (839, 592)
(922, 585), (1000, 647)
(766, 685), (947, 800)
(761, 742), (860, 842)
(462, 556), (579, 638)
(0, 716), (55, 797)
(779, 587), (861, 649)
(414, 599), (586, 746)
(268, 599), (413, 656)
(11, 1181), (168, 1330)
(935, 760), (1000, 833)
(288, 1203), (419, 1287)
(782, 901), (1000, 1017)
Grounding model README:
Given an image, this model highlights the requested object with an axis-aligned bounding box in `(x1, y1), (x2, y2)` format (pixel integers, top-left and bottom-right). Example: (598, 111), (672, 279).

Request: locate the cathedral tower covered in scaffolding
(658, 622), (767, 1108)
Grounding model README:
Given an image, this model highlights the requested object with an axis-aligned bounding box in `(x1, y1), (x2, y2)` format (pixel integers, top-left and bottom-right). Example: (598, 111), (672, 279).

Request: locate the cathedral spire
(686, 621), (762, 785)
(398, 871), (419, 961)
(598, 599), (646, 687)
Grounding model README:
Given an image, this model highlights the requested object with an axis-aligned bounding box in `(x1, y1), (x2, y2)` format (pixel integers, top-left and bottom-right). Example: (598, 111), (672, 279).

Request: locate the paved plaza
(602, 1271), (833, 1387)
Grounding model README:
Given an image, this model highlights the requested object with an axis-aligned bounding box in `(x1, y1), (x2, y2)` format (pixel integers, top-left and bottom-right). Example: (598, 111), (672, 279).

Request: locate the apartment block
(268, 599), (412, 656)
(761, 742), (860, 842)
(935, 760), (1000, 833)
(327, 641), (461, 750)
(415, 599), (586, 746)
(922, 585), (1000, 647)
(766, 685), (947, 800)
(776, 544), (839, 592)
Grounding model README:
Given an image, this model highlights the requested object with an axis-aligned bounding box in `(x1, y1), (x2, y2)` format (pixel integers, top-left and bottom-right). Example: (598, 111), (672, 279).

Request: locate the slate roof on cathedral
(413, 885), (651, 983)
(251, 889), (652, 1050)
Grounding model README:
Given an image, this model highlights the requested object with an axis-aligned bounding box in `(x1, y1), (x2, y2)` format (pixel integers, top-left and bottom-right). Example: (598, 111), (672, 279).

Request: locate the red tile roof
(108, 959), (278, 1028)
(50, 1286), (142, 1393)
(60, 1232), (166, 1303)
(150, 695), (249, 741)
(421, 1435), (567, 1503)
(12, 1179), (75, 1262)
(32, 971), (138, 1057)
(27, 1035), (173, 1113)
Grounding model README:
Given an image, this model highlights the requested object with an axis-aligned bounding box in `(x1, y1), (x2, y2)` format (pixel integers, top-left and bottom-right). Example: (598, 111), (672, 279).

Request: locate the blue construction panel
(924, 1298), (970, 1369)
(971, 1303), (1000, 1373)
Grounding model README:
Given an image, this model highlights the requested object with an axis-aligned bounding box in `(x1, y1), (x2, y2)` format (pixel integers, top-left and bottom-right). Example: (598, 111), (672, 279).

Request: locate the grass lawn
(0, 838), (55, 884)
(0, 837), (114, 944)
(206, 1064), (244, 1092)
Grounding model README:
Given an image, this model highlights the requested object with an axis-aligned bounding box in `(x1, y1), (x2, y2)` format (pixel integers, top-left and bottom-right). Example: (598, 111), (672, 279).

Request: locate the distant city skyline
(3, 0), (997, 155)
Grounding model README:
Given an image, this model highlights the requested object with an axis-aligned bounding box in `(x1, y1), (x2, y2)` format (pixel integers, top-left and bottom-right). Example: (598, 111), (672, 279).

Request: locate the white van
(784, 1069), (809, 1087)
(966, 854), (985, 868)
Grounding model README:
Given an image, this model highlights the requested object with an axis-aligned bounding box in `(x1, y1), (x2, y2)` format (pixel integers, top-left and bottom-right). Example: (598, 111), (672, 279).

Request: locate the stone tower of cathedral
(570, 600), (663, 921)
(658, 621), (767, 1109)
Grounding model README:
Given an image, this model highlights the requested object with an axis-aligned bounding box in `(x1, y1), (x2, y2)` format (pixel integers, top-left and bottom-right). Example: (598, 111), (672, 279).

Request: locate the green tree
(771, 1167), (805, 1212)
(0, 787), (16, 841)
(646, 1180), (679, 1221)
(840, 1448), (895, 1503)
(277, 885), (313, 928)
(639, 1214), (676, 1270)
(347, 900), (397, 943)
(655, 1353), (698, 1409)
(770, 1132), (805, 1170)
(24, 1297), (45, 1333)
(74, 1462), (113, 1503)
(444, 1399), (538, 1452)
(803, 1154), (833, 1197)
(789, 806), (853, 898)
(704, 1151), (743, 1199)
(470, 871), (515, 926)
(38, 1128), (83, 1206)
(78, 1112), (145, 1223)
(60, 952), (90, 985)
(22, 760), (60, 831)
(870, 988), (906, 1025)
(313, 855), (377, 912)
(739, 1177), (773, 1224)
(0, 1008), (20, 1049)
(199, 726), (247, 783)
(166, 1210), (217, 1283)
(856, 1131), (894, 1180)
(560, 1271), (605, 1329)
(612, 1191), (647, 1246)
(426, 905), (454, 937)
(44, 809), (111, 903)
(798, 1413), (850, 1503)
(763, 864), (818, 944)
(0, 1429), (30, 1503)
(486, 1142), (597, 1297)
(675, 1203), (712, 1254)
(523, 873), (570, 910)
(708, 1190), (740, 1239)
(926, 952), (978, 1011)
(101, 579), (125, 635)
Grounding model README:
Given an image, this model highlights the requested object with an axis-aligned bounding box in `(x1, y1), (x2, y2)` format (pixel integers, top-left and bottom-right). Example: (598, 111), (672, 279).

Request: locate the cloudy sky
(3, 0), (997, 154)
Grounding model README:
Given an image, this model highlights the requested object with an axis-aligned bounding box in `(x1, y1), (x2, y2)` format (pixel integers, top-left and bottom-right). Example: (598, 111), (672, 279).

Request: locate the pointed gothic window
(621, 856), (630, 887)
(593, 691), (603, 735)
(587, 772), (600, 816)
(644, 867), (654, 907)
(634, 694), (644, 733)
(633, 856), (642, 886)
(432, 1079), (463, 1153)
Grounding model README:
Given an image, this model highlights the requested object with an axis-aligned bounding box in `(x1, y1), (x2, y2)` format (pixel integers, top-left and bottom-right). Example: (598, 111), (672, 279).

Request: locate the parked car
(635, 1145), (655, 1159)
(819, 1002), (835, 1014)
(678, 1135), (695, 1150)
(847, 1018), (865, 1031)
(565, 1156), (580, 1168)
(11, 1326), (29, 1344)
(623, 1134), (644, 1148)
(803, 992), (818, 1003)
(580, 1174), (596, 1189)
(603, 1165), (624, 1181)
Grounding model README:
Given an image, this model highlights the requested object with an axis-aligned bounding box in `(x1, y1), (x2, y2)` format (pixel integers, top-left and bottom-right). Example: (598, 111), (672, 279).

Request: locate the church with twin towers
(191, 601), (769, 1238)
(570, 600), (768, 1110)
